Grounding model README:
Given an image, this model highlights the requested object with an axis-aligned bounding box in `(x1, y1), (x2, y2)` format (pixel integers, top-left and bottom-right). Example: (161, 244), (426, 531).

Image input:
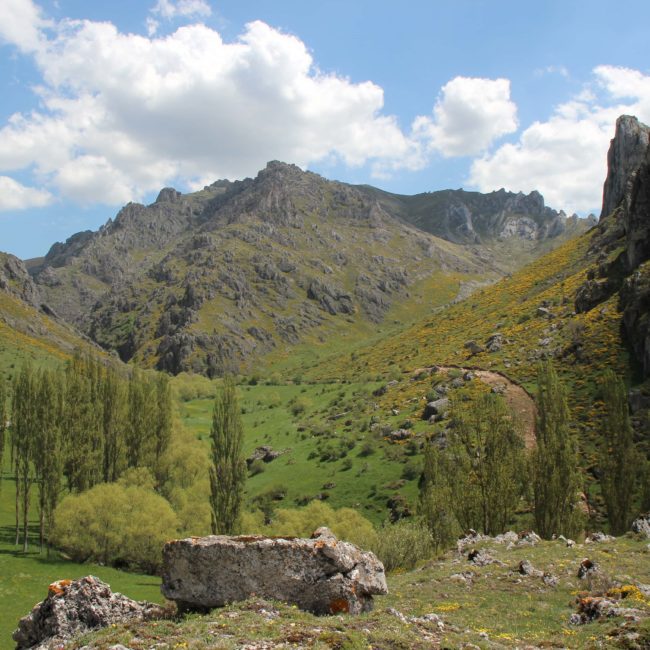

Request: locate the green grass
(60, 534), (650, 649)
(0, 474), (163, 649)
(177, 381), (421, 525)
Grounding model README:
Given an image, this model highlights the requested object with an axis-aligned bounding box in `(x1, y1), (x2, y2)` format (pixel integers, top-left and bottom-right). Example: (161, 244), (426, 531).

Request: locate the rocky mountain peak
(155, 187), (182, 204)
(601, 115), (650, 219)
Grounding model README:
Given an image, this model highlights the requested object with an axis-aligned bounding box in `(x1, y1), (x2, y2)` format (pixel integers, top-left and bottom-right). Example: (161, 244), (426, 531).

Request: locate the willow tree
(532, 361), (583, 538)
(209, 376), (246, 534)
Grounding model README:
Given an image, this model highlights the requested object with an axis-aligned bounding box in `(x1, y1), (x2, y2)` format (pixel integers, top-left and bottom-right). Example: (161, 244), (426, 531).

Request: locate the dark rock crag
(575, 115), (650, 379)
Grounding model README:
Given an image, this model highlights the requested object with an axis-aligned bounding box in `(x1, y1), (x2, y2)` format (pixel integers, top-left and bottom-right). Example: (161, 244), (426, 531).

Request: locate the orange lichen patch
(329, 598), (350, 614)
(48, 579), (72, 598)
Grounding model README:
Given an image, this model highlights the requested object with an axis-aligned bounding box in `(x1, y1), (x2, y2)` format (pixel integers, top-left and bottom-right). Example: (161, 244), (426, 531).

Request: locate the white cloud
(534, 65), (569, 78)
(0, 15), (431, 205)
(151, 0), (212, 19)
(412, 76), (518, 157)
(469, 66), (650, 213)
(147, 0), (212, 35)
(0, 0), (49, 53)
(0, 176), (53, 210)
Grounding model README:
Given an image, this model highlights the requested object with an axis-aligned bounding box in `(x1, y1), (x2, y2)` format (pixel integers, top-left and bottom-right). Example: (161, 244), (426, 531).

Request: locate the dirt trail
(437, 366), (537, 449)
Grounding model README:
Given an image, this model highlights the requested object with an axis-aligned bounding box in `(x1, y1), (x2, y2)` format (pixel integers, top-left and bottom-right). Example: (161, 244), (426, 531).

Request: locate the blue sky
(1, 0), (650, 258)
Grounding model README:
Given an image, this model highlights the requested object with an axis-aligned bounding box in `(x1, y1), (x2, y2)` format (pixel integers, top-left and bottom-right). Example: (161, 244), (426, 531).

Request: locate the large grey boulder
(161, 527), (387, 615)
(13, 576), (162, 650)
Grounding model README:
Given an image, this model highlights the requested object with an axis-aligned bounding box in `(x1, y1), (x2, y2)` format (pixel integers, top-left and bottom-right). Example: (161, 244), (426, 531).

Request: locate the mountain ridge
(21, 162), (589, 375)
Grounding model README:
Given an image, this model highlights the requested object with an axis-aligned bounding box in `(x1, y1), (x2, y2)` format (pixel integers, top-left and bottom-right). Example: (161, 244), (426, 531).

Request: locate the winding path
(430, 366), (537, 449)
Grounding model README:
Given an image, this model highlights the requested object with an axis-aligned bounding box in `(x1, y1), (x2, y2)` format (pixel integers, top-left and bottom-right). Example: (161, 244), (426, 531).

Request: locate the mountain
(0, 252), (100, 370)
(27, 162), (584, 376)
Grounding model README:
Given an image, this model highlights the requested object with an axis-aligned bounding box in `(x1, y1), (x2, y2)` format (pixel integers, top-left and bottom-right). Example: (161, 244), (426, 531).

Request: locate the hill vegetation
(0, 115), (648, 649)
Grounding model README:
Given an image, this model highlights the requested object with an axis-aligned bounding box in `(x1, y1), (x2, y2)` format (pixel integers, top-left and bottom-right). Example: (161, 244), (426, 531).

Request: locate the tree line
(419, 361), (648, 550)
(4, 350), (173, 553)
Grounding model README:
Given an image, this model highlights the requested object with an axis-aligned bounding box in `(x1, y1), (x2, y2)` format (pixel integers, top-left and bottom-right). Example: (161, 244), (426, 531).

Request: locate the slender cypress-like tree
(102, 365), (126, 483)
(126, 368), (155, 469)
(532, 361), (583, 538)
(0, 373), (6, 481)
(12, 362), (36, 551)
(600, 370), (640, 534)
(447, 393), (527, 535)
(418, 440), (457, 553)
(34, 368), (63, 552)
(63, 352), (95, 491)
(209, 376), (246, 534)
(153, 373), (173, 479)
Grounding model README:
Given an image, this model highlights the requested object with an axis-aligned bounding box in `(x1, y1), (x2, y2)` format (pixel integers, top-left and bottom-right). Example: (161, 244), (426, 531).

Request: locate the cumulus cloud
(469, 66), (650, 213)
(147, 0), (212, 35)
(151, 0), (212, 19)
(412, 76), (518, 157)
(0, 176), (53, 210)
(0, 11), (431, 205)
(0, 0), (49, 52)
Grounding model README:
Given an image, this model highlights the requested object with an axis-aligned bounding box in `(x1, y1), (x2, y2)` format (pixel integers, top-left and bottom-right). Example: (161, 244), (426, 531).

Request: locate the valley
(0, 115), (649, 649)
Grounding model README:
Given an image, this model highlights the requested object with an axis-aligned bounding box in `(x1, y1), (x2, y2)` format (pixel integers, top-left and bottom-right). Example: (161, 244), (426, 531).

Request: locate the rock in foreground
(13, 576), (162, 650)
(161, 527), (387, 615)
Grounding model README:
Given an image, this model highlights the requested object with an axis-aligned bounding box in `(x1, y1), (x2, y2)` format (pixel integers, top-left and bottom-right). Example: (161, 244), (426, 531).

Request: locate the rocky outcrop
(601, 115), (650, 220)
(13, 576), (163, 650)
(0, 252), (41, 307)
(575, 116), (650, 378)
(161, 527), (387, 615)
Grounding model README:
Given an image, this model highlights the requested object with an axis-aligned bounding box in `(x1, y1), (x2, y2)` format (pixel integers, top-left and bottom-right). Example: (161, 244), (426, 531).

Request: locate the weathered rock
(631, 514), (650, 538)
(585, 531), (615, 544)
(388, 428), (412, 441)
(569, 596), (642, 625)
(516, 530), (541, 546)
(246, 445), (282, 466)
(601, 115), (650, 220)
(422, 398), (449, 421)
(467, 549), (497, 566)
(464, 340), (485, 355)
(161, 528), (387, 615)
(485, 333), (503, 352)
(13, 576), (162, 650)
(518, 559), (543, 578)
(577, 558), (599, 579)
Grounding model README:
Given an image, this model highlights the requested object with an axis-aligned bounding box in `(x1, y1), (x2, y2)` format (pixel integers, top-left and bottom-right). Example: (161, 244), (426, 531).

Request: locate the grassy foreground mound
(55, 533), (649, 650)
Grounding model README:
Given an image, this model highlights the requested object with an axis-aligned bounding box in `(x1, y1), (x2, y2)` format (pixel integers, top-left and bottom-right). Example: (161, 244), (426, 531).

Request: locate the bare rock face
(13, 576), (162, 650)
(601, 115), (650, 220)
(161, 527), (387, 615)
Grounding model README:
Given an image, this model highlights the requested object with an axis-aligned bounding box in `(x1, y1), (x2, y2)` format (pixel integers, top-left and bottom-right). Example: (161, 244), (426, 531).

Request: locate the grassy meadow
(0, 474), (163, 649)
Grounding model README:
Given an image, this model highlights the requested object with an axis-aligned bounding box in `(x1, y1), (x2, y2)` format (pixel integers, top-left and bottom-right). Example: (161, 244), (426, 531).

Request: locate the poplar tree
(447, 393), (527, 535)
(63, 352), (96, 491)
(12, 363), (36, 551)
(126, 369), (155, 468)
(153, 373), (173, 479)
(0, 374), (6, 480)
(209, 376), (246, 534)
(532, 361), (583, 538)
(418, 440), (457, 553)
(102, 365), (126, 483)
(34, 369), (63, 552)
(600, 370), (640, 534)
